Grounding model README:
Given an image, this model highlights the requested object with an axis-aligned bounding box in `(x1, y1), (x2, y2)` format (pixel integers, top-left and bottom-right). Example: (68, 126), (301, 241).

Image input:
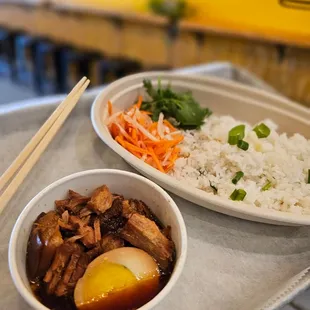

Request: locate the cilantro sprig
(149, 0), (189, 22)
(141, 79), (212, 129)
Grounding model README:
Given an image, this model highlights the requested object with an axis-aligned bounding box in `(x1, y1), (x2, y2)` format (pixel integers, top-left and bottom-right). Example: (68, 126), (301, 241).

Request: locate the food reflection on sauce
(26, 185), (176, 310)
(78, 278), (159, 310)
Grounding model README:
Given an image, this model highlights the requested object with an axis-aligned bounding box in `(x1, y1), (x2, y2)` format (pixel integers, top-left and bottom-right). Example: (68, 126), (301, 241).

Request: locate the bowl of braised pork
(9, 169), (187, 310)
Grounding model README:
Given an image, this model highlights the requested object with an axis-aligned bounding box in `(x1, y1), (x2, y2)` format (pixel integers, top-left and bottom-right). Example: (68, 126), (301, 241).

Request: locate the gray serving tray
(1, 62), (309, 310)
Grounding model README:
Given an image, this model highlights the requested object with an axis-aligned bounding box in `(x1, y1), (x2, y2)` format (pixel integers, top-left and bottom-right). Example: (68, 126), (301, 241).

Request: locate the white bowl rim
(91, 72), (310, 226)
(8, 169), (187, 310)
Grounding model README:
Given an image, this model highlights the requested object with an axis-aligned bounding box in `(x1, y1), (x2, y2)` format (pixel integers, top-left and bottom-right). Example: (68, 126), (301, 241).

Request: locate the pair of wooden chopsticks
(0, 77), (90, 214)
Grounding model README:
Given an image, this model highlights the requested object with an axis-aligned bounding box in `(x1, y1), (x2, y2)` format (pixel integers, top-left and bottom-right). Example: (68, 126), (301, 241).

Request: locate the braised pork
(87, 234), (125, 260)
(26, 184), (176, 309)
(55, 190), (90, 214)
(121, 213), (174, 271)
(27, 211), (63, 281)
(43, 242), (83, 295)
(69, 216), (96, 248)
(99, 197), (126, 233)
(122, 199), (163, 228)
(87, 185), (113, 214)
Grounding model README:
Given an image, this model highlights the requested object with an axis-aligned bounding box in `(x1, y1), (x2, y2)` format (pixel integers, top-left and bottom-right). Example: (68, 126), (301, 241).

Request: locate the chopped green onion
(230, 189), (247, 201)
(237, 140), (249, 151)
(232, 171), (244, 185)
(228, 125), (245, 145)
(308, 169), (310, 184)
(262, 180), (272, 191)
(253, 123), (271, 138)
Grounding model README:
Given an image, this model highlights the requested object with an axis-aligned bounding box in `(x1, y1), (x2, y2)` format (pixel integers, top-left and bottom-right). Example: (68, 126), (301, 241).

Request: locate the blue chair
(55, 47), (102, 92)
(33, 40), (58, 95)
(14, 34), (37, 87)
(97, 58), (142, 84)
(0, 29), (10, 76)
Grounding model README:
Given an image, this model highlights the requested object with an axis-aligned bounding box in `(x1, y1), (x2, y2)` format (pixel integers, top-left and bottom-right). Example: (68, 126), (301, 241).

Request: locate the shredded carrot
(170, 151), (179, 163)
(107, 98), (184, 173)
(140, 110), (152, 115)
(132, 128), (137, 141)
(165, 161), (175, 172)
(136, 95), (143, 109)
(164, 165), (174, 173)
(130, 150), (142, 158)
(149, 148), (165, 173)
(148, 122), (158, 132)
(108, 100), (113, 116)
(144, 137), (182, 148)
(163, 120), (177, 132)
(110, 123), (120, 138)
(115, 135), (125, 146)
(123, 141), (150, 155)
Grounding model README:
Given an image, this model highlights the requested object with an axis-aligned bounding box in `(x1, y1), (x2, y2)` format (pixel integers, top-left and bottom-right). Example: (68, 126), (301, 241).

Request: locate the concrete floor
(0, 77), (309, 310)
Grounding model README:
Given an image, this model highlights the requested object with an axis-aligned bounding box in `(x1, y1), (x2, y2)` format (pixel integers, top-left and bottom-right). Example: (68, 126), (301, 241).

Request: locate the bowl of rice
(91, 72), (310, 226)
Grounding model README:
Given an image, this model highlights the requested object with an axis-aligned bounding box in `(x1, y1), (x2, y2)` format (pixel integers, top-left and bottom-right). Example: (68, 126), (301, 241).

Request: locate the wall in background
(187, 0), (310, 43)
(58, 0), (310, 44)
(2, 1), (310, 106)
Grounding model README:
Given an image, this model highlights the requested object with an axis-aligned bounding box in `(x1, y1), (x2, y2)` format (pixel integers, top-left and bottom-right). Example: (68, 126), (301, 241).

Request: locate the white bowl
(9, 169), (187, 310)
(91, 72), (310, 226)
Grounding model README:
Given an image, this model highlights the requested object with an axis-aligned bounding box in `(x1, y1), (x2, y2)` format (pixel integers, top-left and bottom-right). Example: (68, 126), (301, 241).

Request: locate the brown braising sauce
(79, 276), (159, 310)
(29, 271), (171, 310)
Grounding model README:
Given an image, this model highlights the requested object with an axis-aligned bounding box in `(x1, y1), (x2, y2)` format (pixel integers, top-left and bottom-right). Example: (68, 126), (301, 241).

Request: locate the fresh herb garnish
(228, 125), (245, 145)
(307, 169), (310, 184)
(141, 79), (212, 129)
(253, 123), (271, 138)
(230, 189), (247, 201)
(237, 140), (249, 151)
(232, 171), (244, 185)
(262, 180), (272, 191)
(149, 0), (190, 22)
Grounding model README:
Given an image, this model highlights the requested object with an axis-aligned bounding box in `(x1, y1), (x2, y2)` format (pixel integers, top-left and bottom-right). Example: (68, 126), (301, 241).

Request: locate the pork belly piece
(121, 213), (174, 271)
(54, 251), (81, 297)
(46, 244), (89, 297)
(162, 226), (172, 240)
(88, 185), (113, 214)
(94, 218), (101, 243)
(68, 190), (87, 200)
(69, 216), (96, 248)
(55, 190), (90, 214)
(79, 207), (93, 218)
(27, 211), (64, 281)
(112, 193), (124, 201)
(122, 199), (163, 228)
(69, 253), (90, 286)
(100, 234), (124, 252)
(87, 234), (125, 259)
(43, 242), (82, 295)
(54, 199), (70, 214)
(58, 211), (76, 231)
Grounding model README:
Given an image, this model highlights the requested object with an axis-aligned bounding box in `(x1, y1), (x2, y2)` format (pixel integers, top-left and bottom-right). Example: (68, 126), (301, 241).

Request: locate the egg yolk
(74, 248), (161, 310)
(80, 261), (137, 302)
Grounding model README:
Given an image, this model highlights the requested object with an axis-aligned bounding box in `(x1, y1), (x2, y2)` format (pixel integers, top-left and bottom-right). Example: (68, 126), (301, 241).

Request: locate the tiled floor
(0, 77), (309, 309)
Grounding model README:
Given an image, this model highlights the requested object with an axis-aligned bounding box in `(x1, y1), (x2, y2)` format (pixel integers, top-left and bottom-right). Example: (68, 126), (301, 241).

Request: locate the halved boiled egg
(74, 247), (160, 310)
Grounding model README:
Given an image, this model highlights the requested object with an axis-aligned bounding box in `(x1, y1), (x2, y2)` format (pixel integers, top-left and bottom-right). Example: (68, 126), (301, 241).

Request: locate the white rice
(169, 115), (310, 214)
